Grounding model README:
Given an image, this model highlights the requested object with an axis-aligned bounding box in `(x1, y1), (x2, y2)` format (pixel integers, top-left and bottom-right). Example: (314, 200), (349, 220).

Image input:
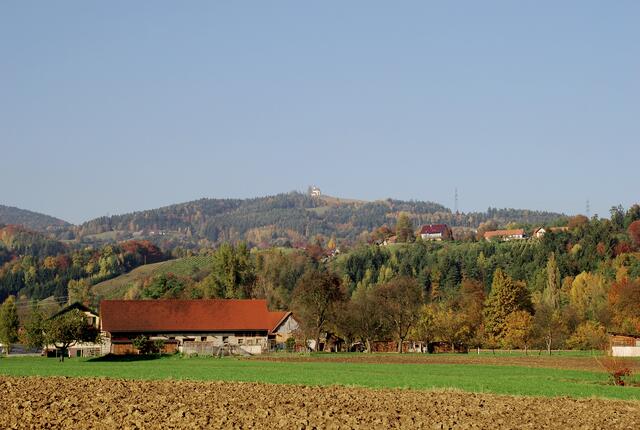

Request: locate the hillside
(91, 255), (214, 301)
(76, 192), (566, 247)
(0, 204), (70, 232)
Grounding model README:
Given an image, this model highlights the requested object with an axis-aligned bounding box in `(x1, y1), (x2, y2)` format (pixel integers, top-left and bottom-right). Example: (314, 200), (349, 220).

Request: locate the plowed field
(2, 376), (639, 429)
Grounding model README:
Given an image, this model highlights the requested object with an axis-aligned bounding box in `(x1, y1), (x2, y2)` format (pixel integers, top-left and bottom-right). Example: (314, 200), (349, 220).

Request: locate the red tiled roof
(419, 224), (449, 235)
(483, 229), (525, 239)
(100, 299), (290, 334)
(268, 311), (291, 332)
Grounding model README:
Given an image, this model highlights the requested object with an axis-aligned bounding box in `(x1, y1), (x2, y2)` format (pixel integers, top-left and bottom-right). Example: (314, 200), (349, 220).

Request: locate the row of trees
(289, 263), (614, 354)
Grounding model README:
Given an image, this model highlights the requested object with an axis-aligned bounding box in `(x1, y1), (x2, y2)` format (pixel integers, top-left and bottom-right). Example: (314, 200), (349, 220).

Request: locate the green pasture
(1, 354), (639, 401)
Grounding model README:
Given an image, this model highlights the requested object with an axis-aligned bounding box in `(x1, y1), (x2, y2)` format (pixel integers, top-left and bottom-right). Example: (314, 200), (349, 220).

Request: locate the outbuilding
(100, 299), (297, 355)
(608, 332), (640, 357)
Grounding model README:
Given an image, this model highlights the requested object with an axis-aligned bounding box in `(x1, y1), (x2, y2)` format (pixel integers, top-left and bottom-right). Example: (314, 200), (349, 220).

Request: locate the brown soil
(253, 353), (615, 372)
(2, 376), (639, 429)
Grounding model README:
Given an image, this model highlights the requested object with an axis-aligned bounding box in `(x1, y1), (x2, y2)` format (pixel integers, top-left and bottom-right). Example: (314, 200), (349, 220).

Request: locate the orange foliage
(629, 220), (640, 248)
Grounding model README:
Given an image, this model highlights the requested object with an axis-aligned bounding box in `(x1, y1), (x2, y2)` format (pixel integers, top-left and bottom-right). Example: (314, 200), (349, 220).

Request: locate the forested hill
(0, 204), (70, 231)
(77, 192), (566, 247)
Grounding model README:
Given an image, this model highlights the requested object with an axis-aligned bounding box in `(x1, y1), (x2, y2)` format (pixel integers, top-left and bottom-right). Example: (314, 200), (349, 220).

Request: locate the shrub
(596, 356), (635, 386)
(153, 339), (166, 354)
(132, 335), (149, 354)
(285, 337), (296, 352)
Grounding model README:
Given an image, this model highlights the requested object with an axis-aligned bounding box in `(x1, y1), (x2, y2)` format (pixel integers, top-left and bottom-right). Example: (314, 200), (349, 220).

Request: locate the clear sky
(1, 2), (638, 224)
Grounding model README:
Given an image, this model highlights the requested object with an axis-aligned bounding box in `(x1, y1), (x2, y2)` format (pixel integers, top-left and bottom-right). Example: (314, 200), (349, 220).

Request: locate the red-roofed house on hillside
(418, 224), (452, 241)
(100, 299), (298, 355)
(483, 229), (526, 241)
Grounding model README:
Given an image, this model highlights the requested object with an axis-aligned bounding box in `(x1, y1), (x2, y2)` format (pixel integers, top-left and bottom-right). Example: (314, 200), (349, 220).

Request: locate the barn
(100, 299), (297, 355)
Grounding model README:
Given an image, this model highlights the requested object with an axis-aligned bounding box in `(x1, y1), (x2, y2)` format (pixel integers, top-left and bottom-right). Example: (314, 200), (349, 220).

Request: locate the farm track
(2, 376), (639, 429)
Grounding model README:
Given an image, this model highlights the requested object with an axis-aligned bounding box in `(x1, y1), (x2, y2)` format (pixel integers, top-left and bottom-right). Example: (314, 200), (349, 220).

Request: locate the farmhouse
(533, 226), (569, 238)
(45, 302), (108, 358)
(608, 332), (640, 357)
(483, 229), (525, 241)
(533, 227), (546, 238)
(100, 299), (297, 355)
(419, 224), (452, 241)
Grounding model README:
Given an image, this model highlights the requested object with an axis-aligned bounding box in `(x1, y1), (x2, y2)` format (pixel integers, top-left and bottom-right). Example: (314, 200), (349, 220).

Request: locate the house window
(200, 336), (207, 342)
(238, 338), (244, 344)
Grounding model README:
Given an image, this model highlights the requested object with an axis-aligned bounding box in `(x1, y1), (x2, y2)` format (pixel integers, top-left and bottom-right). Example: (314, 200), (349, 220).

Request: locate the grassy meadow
(1, 354), (639, 401)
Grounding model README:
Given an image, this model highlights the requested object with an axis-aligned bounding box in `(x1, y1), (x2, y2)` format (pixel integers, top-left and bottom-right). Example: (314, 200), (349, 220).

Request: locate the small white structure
(309, 185), (321, 197)
(611, 346), (640, 357)
(533, 227), (547, 239)
(609, 333), (640, 357)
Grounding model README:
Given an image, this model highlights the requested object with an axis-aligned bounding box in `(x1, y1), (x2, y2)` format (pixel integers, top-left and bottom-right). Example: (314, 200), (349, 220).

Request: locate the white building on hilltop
(309, 185), (321, 197)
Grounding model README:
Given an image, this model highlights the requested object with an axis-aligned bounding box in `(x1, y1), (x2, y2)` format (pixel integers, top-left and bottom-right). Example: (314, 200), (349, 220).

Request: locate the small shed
(608, 332), (640, 357)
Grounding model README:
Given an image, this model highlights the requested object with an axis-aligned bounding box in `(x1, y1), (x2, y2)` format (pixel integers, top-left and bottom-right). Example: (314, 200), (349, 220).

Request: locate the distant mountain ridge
(76, 192), (567, 247)
(0, 204), (70, 231)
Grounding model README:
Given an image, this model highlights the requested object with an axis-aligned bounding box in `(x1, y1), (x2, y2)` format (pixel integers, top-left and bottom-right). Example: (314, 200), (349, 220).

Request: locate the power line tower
(586, 199), (591, 218)
(454, 187), (459, 214)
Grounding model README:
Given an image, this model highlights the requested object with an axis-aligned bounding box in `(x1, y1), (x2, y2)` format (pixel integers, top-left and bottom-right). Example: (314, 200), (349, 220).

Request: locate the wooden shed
(608, 332), (640, 357)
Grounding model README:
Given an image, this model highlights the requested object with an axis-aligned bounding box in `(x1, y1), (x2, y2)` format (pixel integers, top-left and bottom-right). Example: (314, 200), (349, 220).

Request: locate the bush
(285, 337), (296, 352)
(596, 356), (635, 386)
(153, 339), (166, 354)
(132, 335), (149, 354)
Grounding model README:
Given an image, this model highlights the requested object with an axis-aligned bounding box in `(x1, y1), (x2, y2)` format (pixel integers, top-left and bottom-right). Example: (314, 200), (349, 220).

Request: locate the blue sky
(1, 2), (638, 224)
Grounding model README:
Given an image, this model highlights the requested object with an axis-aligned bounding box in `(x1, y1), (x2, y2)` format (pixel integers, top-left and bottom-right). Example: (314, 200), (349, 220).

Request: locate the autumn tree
(291, 269), (346, 352)
(543, 253), (561, 309)
(568, 215), (589, 230)
(433, 305), (472, 352)
(532, 253), (567, 354)
(348, 284), (388, 352)
(412, 304), (436, 352)
(202, 243), (255, 298)
(0, 296), (19, 355)
(568, 272), (607, 323)
(458, 278), (485, 337)
(502, 311), (534, 354)
(395, 213), (414, 243)
(483, 269), (532, 340)
(608, 277), (640, 334)
(376, 276), (423, 352)
(67, 279), (94, 306)
(628, 220), (640, 249)
(566, 321), (607, 351)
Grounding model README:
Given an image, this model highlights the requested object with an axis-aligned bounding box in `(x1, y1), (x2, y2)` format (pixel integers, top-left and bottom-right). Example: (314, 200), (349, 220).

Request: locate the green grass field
(1, 355), (639, 401)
